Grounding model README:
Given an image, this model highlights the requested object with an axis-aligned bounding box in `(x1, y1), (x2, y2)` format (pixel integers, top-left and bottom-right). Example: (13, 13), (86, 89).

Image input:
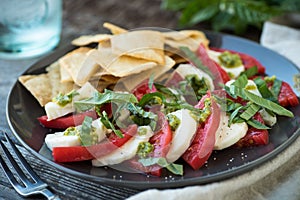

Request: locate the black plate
(6, 32), (300, 189)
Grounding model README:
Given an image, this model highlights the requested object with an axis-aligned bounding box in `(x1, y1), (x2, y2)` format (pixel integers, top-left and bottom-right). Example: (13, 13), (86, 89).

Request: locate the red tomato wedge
(52, 124), (137, 162)
(235, 113), (269, 148)
(132, 79), (157, 101)
(197, 44), (231, 85)
(211, 47), (266, 75)
(38, 110), (98, 129)
(147, 113), (172, 176)
(127, 112), (172, 176)
(278, 81), (299, 107)
(182, 93), (221, 170)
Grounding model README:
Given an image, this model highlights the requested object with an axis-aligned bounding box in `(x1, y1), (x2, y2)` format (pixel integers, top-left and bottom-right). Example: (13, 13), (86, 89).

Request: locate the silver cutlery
(0, 132), (61, 200)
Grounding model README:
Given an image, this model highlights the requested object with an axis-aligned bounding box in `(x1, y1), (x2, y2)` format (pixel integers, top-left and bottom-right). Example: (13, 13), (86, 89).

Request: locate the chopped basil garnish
(239, 103), (261, 121)
(100, 111), (123, 138)
(247, 119), (270, 130)
(244, 90), (293, 117)
(138, 157), (183, 175)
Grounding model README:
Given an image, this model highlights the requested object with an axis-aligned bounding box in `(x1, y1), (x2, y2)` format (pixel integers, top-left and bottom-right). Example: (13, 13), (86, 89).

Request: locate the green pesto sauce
(52, 90), (79, 107)
(184, 74), (209, 100)
(64, 127), (79, 136)
(264, 75), (276, 83)
(167, 114), (181, 131)
(218, 51), (242, 68)
(138, 127), (148, 136)
(191, 98), (212, 123)
(63, 126), (98, 146)
(137, 142), (154, 158)
(245, 84), (257, 90)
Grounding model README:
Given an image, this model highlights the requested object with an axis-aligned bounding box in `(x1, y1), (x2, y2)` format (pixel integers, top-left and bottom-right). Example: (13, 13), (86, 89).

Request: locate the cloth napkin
(128, 22), (300, 200)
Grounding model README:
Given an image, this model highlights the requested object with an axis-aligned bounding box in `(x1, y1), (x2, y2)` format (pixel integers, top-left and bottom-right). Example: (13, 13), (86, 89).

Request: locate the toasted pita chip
(71, 34), (112, 46)
(19, 74), (52, 106)
(111, 30), (165, 64)
(58, 47), (92, 85)
(46, 62), (76, 98)
(103, 22), (127, 35)
(119, 56), (175, 91)
(59, 64), (73, 82)
(91, 47), (157, 77)
(162, 31), (190, 41)
(179, 30), (209, 48)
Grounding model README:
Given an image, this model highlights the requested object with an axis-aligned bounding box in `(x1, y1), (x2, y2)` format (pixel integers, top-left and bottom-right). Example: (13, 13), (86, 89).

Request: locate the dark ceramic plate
(6, 32), (300, 189)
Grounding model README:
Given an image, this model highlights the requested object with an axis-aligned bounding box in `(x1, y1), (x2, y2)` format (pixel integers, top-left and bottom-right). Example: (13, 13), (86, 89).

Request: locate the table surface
(0, 1), (299, 199)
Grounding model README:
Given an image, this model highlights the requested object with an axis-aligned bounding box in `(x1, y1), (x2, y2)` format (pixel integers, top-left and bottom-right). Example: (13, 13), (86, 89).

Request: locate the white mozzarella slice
(259, 109), (277, 126)
(92, 119), (109, 143)
(45, 102), (75, 121)
(166, 109), (198, 163)
(45, 119), (108, 151)
(214, 112), (248, 150)
(92, 126), (154, 166)
(208, 50), (245, 79)
(176, 63), (215, 91)
(45, 132), (80, 151)
(45, 82), (97, 120)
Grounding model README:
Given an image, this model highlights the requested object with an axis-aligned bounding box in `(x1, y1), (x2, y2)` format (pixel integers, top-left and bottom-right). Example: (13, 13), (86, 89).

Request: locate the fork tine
(0, 139), (32, 187)
(3, 132), (42, 183)
(0, 149), (23, 191)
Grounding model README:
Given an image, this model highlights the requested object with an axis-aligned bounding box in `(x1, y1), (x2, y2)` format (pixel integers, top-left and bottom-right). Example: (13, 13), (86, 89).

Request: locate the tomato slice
(52, 124), (137, 162)
(38, 110), (98, 129)
(211, 47), (266, 75)
(127, 112), (172, 176)
(197, 44), (231, 86)
(182, 93), (221, 170)
(278, 81), (299, 107)
(235, 113), (269, 148)
(132, 79), (157, 101)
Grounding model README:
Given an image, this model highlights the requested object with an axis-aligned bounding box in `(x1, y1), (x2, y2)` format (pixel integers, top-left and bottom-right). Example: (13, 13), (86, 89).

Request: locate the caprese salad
(39, 43), (299, 176)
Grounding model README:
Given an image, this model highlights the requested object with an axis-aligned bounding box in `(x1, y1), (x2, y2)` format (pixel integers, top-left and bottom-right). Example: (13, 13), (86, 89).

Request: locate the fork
(0, 132), (61, 200)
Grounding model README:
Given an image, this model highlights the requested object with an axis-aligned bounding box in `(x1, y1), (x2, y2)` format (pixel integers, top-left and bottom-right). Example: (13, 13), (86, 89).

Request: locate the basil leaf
(138, 92), (165, 107)
(244, 90), (294, 117)
(247, 119), (270, 130)
(179, 46), (214, 79)
(80, 116), (94, 146)
(229, 106), (244, 126)
(100, 111), (123, 138)
(233, 74), (248, 88)
(138, 157), (183, 175)
(271, 79), (282, 98)
(241, 66), (258, 78)
(75, 89), (138, 111)
(240, 103), (260, 121)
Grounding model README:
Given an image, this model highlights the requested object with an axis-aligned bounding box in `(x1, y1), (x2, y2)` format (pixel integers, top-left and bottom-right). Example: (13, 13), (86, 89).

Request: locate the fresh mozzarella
(259, 109), (277, 126)
(45, 132), (80, 151)
(45, 119), (108, 150)
(214, 112), (248, 150)
(176, 63), (215, 91)
(92, 119), (109, 143)
(166, 109), (198, 163)
(45, 102), (74, 121)
(208, 50), (245, 79)
(45, 82), (97, 120)
(92, 126), (154, 166)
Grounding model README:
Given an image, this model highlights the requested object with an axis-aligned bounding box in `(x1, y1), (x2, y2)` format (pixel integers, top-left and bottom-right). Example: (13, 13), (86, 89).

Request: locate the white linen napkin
(128, 22), (300, 200)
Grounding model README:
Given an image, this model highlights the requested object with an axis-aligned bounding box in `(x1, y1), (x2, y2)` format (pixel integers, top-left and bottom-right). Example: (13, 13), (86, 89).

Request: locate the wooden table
(0, 1), (299, 199)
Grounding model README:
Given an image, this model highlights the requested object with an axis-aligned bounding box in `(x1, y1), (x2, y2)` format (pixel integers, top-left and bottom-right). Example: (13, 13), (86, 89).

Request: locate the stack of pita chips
(19, 22), (209, 107)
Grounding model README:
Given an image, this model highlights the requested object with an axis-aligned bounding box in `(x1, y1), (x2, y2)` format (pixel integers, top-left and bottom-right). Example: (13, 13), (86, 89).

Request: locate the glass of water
(0, 0), (62, 59)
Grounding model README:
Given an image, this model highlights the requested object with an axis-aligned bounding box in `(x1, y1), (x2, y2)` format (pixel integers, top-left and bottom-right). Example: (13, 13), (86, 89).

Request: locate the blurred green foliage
(161, 0), (300, 34)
